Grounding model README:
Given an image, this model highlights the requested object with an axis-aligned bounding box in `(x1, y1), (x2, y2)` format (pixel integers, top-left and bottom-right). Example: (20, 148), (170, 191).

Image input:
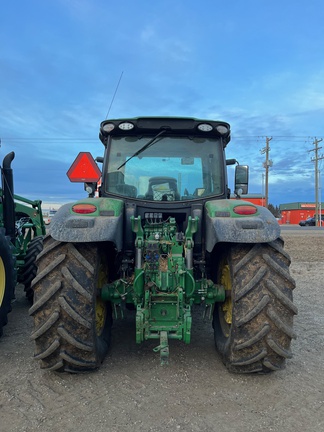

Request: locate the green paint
(205, 198), (260, 218)
(69, 197), (124, 217)
(101, 214), (225, 364)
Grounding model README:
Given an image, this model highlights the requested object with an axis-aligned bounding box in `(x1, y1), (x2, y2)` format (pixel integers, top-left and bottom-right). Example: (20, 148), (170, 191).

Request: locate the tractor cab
(99, 117), (231, 202)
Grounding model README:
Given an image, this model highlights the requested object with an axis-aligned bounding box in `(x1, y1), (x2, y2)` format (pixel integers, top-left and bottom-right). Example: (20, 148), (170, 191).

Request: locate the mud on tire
(19, 236), (44, 303)
(29, 235), (112, 372)
(213, 238), (297, 373)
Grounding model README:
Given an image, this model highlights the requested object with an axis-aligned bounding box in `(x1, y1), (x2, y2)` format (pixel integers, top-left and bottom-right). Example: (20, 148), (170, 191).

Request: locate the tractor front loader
(0, 152), (45, 337)
(30, 117), (297, 373)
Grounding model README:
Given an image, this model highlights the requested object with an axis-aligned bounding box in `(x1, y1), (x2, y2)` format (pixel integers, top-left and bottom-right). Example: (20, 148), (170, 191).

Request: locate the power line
(1, 135), (321, 142)
(0, 138), (99, 142)
(234, 135), (314, 138)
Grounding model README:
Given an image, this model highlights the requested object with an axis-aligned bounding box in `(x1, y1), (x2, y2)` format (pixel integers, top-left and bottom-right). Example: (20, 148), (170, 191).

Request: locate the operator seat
(105, 171), (124, 193)
(105, 172), (137, 197)
(145, 177), (180, 201)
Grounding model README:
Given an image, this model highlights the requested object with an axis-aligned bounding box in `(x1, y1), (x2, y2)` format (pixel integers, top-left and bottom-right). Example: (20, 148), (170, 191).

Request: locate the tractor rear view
(0, 152), (45, 337)
(30, 117), (297, 373)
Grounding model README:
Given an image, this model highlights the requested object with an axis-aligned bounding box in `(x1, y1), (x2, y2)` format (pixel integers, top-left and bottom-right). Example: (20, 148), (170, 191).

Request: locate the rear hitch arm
(153, 331), (169, 365)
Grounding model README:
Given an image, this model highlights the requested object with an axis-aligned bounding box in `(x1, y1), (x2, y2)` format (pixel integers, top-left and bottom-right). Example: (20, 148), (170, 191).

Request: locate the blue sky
(1, 0), (324, 207)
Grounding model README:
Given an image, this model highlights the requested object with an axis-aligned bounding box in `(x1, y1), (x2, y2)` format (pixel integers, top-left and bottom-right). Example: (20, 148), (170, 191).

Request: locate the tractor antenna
(105, 71), (124, 119)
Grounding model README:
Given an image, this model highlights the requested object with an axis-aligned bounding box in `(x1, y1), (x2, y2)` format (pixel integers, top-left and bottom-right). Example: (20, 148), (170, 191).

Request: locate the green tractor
(0, 152), (46, 337)
(30, 117), (297, 373)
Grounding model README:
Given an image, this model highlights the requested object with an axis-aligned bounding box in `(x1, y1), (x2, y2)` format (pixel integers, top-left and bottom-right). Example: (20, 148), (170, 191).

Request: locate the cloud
(2, 0), (324, 208)
(10, 153), (86, 203)
(57, 0), (98, 21)
(139, 23), (192, 66)
(140, 25), (155, 43)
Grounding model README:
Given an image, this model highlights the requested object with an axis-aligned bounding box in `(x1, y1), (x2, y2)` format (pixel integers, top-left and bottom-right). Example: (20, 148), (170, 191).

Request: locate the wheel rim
(218, 261), (232, 338)
(0, 256), (5, 306)
(96, 298), (107, 336)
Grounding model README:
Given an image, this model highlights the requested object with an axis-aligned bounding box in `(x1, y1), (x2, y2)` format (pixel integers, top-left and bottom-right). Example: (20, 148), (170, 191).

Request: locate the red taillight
(233, 205), (258, 215)
(72, 204), (97, 214)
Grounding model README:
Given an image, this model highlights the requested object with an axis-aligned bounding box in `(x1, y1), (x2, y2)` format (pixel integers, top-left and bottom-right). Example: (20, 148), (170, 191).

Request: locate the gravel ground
(0, 229), (323, 432)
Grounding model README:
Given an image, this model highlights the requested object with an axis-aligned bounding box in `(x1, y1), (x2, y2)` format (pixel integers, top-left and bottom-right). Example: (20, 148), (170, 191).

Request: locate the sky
(1, 0), (324, 207)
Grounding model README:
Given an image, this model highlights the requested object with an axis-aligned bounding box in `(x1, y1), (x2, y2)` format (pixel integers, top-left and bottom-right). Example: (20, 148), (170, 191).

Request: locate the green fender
(204, 199), (280, 253)
(49, 198), (124, 250)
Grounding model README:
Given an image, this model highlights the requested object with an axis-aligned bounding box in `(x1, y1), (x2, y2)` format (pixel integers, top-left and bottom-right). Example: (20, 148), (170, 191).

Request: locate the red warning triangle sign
(67, 152), (101, 182)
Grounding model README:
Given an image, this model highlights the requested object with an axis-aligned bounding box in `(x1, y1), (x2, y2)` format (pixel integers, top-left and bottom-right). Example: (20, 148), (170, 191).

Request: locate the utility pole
(260, 137), (273, 208)
(309, 138), (324, 226)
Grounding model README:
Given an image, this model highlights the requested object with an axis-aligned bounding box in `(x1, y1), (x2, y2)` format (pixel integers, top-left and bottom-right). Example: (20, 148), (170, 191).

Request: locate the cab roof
(99, 117), (231, 147)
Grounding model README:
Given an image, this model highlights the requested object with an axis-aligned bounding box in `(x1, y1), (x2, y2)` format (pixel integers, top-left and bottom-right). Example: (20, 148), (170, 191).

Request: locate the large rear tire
(19, 236), (44, 303)
(213, 238), (297, 373)
(29, 236), (112, 372)
(0, 228), (15, 337)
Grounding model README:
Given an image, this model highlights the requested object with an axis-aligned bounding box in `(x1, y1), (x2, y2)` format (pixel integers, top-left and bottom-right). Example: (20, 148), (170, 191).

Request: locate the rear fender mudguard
(49, 198), (124, 250)
(205, 199), (280, 252)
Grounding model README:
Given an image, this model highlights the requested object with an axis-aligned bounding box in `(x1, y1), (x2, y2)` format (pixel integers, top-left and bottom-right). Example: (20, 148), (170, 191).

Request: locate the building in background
(42, 203), (62, 225)
(279, 202), (324, 225)
(231, 193), (265, 206)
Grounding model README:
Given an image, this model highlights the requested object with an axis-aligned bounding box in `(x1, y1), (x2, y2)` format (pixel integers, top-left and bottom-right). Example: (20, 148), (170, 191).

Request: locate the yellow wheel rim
(218, 260), (232, 338)
(0, 257), (5, 306)
(221, 263), (232, 325)
(96, 298), (106, 336)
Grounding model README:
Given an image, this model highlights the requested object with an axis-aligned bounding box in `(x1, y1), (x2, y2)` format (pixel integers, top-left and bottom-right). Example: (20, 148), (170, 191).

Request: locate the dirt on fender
(0, 228), (323, 432)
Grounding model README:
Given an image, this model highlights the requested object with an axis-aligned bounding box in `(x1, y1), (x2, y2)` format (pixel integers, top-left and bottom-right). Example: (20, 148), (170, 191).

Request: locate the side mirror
(235, 165), (249, 195)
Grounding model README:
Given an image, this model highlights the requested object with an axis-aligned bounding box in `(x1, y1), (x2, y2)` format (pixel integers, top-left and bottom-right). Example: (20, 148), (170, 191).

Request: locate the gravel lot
(0, 228), (323, 432)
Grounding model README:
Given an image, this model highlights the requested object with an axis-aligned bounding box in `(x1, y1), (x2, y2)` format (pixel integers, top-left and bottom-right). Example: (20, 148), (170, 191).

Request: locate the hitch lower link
(153, 331), (169, 365)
